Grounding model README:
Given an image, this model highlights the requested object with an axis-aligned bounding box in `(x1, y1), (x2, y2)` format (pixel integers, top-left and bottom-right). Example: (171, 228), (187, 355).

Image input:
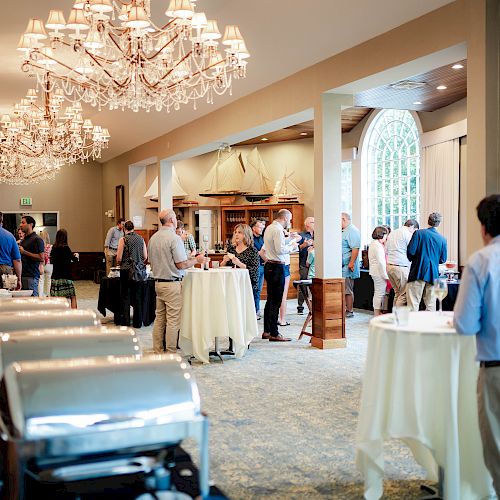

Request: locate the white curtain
(421, 138), (460, 262)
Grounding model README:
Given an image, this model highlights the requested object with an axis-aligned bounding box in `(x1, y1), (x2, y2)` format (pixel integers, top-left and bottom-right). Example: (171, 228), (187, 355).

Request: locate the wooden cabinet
(221, 203), (304, 242)
(135, 229), (157, 246)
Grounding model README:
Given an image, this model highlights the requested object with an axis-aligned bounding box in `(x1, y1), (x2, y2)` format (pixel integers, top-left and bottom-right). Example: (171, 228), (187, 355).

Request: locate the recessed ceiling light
(413, 101), (422, 105)
(436, 85), (447, 90)
(261, 137), (268, 141)
(299, 132), (308, 136)
(452, 63), (464, 69)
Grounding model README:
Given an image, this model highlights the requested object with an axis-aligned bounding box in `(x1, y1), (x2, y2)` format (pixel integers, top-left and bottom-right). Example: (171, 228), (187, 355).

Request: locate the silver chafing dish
(0, 354), (209, 499)
(0, 326), (140, 373)
(0, 309), (99, 333)
(0, 297), (69, 313)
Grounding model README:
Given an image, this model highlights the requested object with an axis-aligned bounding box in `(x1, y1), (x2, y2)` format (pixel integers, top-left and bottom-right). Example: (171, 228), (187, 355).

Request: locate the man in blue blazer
(406, 212), (447, 311)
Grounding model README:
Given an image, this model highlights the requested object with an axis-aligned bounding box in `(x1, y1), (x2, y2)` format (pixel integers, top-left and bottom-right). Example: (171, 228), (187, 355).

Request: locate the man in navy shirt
(454, 194), (500, 496)
(19, 215), (45, 296)
(250, 219), (266, 318)
(0, 212), (22, 289)
(406, 212), (447, 311)
(297, 217), (314, 314)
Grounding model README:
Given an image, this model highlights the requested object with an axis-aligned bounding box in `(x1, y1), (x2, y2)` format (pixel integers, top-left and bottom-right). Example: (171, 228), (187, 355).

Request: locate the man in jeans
(454, 194), (500, 496)
(0, 212), (22, 290)
(262, 209), (299, 342)
(18, 215), (44, 296)
(297, 217), (314, 314)
(250, 219), (266, 319)
(148, 209), (207, 353)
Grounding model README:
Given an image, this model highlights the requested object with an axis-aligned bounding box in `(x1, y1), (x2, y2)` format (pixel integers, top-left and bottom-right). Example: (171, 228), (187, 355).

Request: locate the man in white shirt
(386, 219), (419, 307)
(262, 209), (300, 341)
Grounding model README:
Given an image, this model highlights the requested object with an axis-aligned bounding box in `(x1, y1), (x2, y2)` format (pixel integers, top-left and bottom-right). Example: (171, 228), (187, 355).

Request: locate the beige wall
(172, 139), (315, 216)
(0, 161), (103, 251)
(101, 1), (496, 257)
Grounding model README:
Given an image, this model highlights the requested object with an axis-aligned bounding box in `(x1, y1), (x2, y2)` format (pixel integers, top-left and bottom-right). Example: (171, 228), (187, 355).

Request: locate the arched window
(364, 109), (420, 237)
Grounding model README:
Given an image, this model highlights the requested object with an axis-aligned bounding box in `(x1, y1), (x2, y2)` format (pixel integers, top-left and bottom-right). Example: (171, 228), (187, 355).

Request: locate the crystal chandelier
(0, 74), (110, 184)
(19, 0), (250, 113)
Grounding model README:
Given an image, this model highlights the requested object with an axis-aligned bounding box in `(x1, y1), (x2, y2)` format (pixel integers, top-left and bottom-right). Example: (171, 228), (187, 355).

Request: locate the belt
(387, 263), (409, 267)
(480, 360), (500, 368)
(266, 260), (285, 265)
(155, 278), (183, 282)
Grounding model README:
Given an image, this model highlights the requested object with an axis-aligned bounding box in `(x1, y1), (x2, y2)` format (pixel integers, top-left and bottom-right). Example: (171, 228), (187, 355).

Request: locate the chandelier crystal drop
(20, 0), (250, 113)
(0, 75), (110, 184)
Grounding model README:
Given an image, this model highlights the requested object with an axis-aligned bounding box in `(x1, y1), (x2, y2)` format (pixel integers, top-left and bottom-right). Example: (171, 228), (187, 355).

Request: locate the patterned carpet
(77, 281), (433, 499)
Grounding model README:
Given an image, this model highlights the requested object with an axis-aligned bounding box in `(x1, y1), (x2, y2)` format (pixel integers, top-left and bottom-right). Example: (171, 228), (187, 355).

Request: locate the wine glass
(433, 278), (448, 314)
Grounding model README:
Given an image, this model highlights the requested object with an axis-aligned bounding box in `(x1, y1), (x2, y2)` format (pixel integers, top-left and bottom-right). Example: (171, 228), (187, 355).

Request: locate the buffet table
(97, 277), (156, 327)
(356, 311), (493, 500)
(179, 268), (258, 364)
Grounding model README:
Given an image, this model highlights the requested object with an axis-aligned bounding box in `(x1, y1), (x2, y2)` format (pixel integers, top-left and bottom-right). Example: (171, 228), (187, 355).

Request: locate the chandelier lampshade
(0, 75), (110, 185)
(19, 0), (249, 113)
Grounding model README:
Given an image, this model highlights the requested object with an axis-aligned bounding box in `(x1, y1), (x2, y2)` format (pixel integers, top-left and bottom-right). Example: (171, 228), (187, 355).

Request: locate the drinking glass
(212, 261), (219, 269)
(393, 306), (410, 326)
(433, 278), (448, 314)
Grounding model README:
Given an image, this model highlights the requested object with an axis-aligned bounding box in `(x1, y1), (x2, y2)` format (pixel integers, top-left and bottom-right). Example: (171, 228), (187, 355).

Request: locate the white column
(314, 93), (353, 279)
(158, 159), (173, 211)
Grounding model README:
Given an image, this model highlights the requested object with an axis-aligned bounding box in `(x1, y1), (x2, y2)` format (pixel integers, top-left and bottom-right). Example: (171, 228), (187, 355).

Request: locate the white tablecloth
(179, 268), (258, 364)
(356, 311), (493, 500)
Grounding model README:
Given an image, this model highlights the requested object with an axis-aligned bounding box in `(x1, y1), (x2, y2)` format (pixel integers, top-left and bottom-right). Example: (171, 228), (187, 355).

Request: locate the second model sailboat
(241, 147), (274, 203)
(199, 145), (246, 203)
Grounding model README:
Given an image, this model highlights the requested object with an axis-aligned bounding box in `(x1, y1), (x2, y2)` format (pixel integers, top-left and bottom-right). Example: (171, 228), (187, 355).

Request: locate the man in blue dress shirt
(454, 194), (500, 496)
(406, 212), (447, 311)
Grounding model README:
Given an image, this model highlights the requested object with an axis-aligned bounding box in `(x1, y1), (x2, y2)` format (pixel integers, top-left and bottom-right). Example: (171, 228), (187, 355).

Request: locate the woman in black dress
(50, 229), (79, 308)
(222, 224), (260, 310)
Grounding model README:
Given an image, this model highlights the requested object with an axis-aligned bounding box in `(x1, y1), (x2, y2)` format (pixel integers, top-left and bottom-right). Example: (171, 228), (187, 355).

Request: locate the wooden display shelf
(221, 203), (304, 242)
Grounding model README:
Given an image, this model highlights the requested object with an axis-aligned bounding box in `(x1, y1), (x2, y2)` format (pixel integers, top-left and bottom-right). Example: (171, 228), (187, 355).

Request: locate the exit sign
(20, 197), (32, 206)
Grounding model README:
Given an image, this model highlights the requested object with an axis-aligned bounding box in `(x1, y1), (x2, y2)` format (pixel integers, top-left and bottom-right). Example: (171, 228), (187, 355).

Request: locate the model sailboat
(143, 166), (189, 203)
(199, 146), (246, 203)
(241, 147), (274, 203)
(273, 167), (302, 203)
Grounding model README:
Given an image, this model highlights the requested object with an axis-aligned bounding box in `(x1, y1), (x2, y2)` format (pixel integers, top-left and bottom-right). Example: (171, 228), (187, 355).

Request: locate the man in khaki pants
(104, 218), (124, 275)
(147, 209), (208, 353)
(386, 219), (419, 308)
(406, 212), (447, 311)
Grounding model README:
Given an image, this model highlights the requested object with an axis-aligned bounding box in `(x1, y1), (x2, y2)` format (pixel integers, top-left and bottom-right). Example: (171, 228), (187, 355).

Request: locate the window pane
(363, 109), (420, 241)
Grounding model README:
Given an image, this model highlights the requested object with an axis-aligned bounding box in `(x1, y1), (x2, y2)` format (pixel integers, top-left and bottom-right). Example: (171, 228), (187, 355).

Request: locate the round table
(356, 311), (493, 500)
(179, 268), (258, 364)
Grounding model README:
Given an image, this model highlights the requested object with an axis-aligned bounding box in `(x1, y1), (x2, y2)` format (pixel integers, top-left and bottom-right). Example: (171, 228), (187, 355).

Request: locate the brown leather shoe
(261, 332), (271, 340)
(269, 334), (291, 342)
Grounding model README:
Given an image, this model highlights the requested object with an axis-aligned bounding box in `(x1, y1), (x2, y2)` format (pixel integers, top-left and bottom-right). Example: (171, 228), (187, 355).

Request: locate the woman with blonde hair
(38, 230), (52, 297)
(221, 224), (260, 309)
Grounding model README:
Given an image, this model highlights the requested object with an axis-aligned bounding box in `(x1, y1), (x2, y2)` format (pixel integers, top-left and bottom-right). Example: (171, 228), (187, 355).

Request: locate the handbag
(129, 261), (147, 282)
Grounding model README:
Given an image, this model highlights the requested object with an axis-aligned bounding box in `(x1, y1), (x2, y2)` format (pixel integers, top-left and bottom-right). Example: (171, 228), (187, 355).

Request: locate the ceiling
(0, 0), (454, 162)
(234, 58), (467, 145)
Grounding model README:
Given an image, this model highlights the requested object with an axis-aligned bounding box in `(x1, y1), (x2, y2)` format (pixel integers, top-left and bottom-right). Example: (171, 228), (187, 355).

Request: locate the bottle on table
(203, 250), (209, 271)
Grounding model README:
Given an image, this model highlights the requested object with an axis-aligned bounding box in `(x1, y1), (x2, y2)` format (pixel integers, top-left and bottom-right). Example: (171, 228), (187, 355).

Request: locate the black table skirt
(98, 278), (157, 327)
(354, 270), (459, 312)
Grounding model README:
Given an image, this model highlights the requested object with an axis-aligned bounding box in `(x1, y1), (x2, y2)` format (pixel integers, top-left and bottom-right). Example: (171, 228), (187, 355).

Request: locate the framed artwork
(115, 185), (125, 221)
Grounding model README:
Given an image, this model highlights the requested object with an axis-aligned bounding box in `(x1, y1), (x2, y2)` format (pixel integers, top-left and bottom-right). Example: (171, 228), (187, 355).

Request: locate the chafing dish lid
(0, 327), (140, 373)
(0, 297), (69, 313)
(0, 310), (99, 333)
(2, 354), (200, 440)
